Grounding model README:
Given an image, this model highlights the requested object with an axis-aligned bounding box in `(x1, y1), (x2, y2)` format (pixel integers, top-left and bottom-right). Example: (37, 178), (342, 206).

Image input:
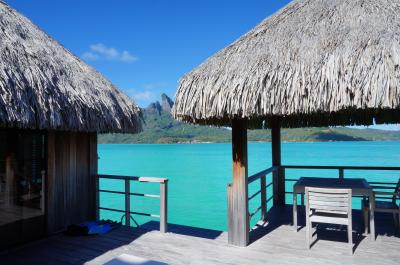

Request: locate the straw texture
(173, 0), (400, 128)
(0, 1), (142, 133)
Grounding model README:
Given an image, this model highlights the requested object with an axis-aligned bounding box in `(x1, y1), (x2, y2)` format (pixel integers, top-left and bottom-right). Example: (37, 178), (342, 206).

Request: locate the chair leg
(398, 212), (400, 235)
(393, 212), (399, 229)
(306, 220), (311, 249)
(348, 222), (353, 255)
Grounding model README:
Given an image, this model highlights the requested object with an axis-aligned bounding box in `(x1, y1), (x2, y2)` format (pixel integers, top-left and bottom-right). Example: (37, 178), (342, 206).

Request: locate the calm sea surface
(98, 141), (400, 231)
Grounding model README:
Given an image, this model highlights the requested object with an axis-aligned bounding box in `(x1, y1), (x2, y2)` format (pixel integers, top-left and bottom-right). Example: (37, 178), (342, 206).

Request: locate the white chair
(363, 178), (400, 234)
(305, 187), (353, 254)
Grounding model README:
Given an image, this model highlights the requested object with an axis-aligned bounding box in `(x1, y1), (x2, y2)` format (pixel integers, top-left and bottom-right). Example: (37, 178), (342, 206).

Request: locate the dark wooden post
(339, 168), (344, 179)
(228, 119), (249, 246)
(125, 178), (131, 226)
(89, 133), (98, 220)
(271, 119), (285, 206)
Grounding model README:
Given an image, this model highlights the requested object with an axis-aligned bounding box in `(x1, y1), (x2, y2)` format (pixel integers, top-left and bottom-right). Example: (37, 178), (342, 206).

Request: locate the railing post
(339, 168), (344, 179)
(125, 178), (131, 226)
(160, 180), (168, 233)
(280, 167), (286, 204)
(227, 183), (233, 239)
(260, 175), (267, 221)
(96, 176), (100, 221)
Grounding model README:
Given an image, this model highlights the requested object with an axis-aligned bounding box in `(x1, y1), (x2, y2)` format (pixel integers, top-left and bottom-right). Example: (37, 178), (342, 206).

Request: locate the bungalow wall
(47, 131), (98, 234)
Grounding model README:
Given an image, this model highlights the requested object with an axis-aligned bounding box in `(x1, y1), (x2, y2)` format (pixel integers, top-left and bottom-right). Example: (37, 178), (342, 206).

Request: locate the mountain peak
(146, 101), (162, 114)
(144, 94), (174, 115)
(161, 93), (174, 113)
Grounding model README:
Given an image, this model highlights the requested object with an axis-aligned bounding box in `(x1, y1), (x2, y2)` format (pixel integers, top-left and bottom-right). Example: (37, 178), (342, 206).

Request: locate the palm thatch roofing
(173, 0), (400, 128)
(0, 1), (142, 133)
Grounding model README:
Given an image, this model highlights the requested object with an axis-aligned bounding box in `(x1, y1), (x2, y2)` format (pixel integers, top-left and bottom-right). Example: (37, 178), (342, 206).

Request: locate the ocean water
(98, 141), (400, 231)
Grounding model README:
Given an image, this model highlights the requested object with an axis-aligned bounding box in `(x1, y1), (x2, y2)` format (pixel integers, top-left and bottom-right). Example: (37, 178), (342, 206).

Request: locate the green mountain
(99, 94), (400, 144)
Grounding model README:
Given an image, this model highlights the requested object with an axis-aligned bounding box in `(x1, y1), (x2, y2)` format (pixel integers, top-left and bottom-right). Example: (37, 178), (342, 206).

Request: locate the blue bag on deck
(65, 220), (120, 236)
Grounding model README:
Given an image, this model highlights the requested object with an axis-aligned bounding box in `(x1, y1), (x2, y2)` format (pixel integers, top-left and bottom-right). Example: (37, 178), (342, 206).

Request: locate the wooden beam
(271, 119), (285, 206)
(89, 132), (98, 220)
(46, 130), (56, 234)
(228, 118), (249, 246)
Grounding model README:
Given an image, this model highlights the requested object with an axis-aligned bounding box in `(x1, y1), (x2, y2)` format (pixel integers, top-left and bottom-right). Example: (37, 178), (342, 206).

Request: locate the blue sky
(6, 0), (400, 131)
(6, 0), (290, 105)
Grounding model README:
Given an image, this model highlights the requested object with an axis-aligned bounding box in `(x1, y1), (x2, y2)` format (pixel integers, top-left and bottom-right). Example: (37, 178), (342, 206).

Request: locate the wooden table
(293, 177), (375, 240)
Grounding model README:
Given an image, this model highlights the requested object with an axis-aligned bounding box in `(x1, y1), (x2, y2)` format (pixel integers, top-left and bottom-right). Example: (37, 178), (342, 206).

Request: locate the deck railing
(227, 166), (278, 231)
(96, 174), (168, 233)
(247, 166), (277, 224)
(282, 165), (400, 200)
(243, 165), (400, 231)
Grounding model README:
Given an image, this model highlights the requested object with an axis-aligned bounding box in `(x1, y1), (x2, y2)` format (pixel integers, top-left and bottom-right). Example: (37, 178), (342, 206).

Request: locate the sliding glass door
(0, 129), (47, 249)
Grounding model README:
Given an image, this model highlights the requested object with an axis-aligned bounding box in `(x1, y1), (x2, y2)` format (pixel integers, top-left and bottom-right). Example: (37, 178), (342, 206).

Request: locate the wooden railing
(96, 175), (168, 233)
(243, 165), (400, 229)
(247, 166), (278, 223)
(282, 165), (400, 200)
(227, 166), (278, 231)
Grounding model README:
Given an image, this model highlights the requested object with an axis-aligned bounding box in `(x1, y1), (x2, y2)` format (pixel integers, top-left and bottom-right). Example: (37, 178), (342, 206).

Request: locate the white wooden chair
(305, 187), (353, 254)
(363, 178), (400, 234)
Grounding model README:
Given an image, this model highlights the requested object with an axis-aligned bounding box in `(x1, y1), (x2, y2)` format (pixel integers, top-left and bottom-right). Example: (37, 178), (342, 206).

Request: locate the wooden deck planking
(0, 206), (399, 265)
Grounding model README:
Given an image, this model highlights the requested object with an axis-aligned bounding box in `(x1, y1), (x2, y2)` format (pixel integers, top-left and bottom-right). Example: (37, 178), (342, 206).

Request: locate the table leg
(369, 193), (375, 241)
(293, 192), (297, 231)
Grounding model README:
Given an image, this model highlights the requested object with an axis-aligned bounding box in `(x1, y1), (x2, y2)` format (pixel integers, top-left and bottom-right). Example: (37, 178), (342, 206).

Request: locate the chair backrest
(371, 178), (400, 205)
(305, 187), (352, 215)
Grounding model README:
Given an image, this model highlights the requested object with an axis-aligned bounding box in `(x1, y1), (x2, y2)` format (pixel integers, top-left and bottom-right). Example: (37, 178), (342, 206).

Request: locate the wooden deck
(1, 206), (399, 265)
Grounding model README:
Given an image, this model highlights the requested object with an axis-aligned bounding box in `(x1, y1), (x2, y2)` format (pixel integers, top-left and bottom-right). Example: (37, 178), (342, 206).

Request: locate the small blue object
(66, 220), (119, 236)
(88, 223), (112, 235)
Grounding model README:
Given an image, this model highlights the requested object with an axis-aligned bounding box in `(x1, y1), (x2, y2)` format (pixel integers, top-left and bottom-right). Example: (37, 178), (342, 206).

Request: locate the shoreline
(97, 139), (400, 145)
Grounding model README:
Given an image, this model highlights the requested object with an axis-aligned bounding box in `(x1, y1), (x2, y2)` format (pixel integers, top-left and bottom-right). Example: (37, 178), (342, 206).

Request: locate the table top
(293, 177), (372, 195)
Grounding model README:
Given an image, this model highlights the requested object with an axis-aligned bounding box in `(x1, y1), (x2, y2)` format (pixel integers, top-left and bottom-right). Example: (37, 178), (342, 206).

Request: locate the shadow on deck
(0, 206), (399, 265)
(250, 205), (399, 250)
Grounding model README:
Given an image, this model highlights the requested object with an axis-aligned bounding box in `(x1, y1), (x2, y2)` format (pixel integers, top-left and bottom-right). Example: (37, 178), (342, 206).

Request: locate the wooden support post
(272, 119), (285, 206)
(260, 175), (267, 221)
(228, 119), (249, 247)
(125, 179), (131, 226)
(160, 180), (168, 233)
(47, 131), (56, 234)
(89, 133), (98, 220)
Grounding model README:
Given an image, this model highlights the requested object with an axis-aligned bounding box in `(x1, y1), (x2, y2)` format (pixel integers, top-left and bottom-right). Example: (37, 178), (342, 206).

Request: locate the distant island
(99, 94), (400, 144)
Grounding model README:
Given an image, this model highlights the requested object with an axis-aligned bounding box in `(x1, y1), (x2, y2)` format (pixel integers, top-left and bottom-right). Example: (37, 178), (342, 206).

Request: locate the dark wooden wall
(47, 131), (97, 234)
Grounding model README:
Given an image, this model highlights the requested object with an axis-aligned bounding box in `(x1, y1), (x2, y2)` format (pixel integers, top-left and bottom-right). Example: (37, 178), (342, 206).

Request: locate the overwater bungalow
(0, 1), (141, 250)
(1, 0), (400, 264)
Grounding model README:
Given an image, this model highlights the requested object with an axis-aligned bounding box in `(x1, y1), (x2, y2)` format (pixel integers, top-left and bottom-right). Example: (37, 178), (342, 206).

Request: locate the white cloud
(82, 52), (99, 61)
(124, 88), (156, 107)
(133, 91), (154, 101)
(82, 43), (138, 63)
(120, 51), (137, 63)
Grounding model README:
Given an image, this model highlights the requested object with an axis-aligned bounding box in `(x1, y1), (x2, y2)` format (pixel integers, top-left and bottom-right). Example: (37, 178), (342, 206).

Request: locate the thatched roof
(173, 0), (400, 128)
(0, 1), (142, 133)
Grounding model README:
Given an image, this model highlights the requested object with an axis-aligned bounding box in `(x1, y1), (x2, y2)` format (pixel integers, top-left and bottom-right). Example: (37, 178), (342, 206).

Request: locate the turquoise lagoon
(98, 141), (400, 231)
